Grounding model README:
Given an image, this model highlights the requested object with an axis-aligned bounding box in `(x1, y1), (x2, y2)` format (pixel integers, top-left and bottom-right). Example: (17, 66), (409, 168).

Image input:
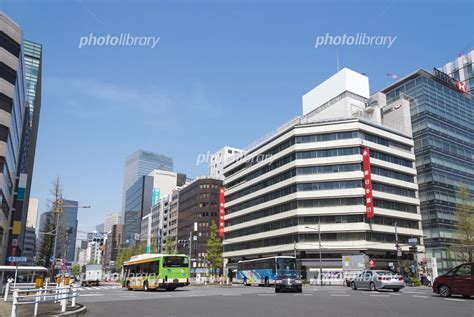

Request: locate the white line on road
(330, 294), (350, 297)
(412, 295), (428, 298)
(80, 294), (104, 297)
(222, 294), (242, 296)
(443, 298), (465, 302)
(258, 294), (276, 296)
(293, 294), (313, 296)
(369, 294), (390, 297)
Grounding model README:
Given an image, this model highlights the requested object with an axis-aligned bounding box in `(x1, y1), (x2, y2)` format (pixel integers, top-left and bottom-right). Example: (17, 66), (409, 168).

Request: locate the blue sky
(1, 0), (472, 235)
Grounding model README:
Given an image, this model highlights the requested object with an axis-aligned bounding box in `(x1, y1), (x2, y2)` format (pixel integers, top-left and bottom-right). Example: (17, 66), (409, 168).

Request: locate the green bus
(122, 253), (190, 291)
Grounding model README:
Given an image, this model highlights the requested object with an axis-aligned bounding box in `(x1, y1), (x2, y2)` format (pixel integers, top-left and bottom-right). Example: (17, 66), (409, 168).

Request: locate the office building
(121, 150), (174, 216)
(177, 178), (223, 270)
(22, 227), (36, 264)
(382, 67), (474, 274)
(106, 223), (123, 269)
(208, 146), (244, 180)
(95, 223), (104, 233)
(222, 68), (424, 278)
(8, 39), (42, 260)
(167, 189), (180, 252)
(37, 199), (79, 263)
(0, 12), (38, 264)
(441, 50), (473, 94)
(123, 175), (153, 247)
(104, 212), (122, 233)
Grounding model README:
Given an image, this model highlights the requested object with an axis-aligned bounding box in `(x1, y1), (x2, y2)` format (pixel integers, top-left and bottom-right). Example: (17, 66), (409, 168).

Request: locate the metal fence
(4, 282), (79, 317)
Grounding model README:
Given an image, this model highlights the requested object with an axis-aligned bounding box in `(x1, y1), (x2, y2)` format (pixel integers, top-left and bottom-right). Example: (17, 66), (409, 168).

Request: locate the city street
(79, 285), (474, 317)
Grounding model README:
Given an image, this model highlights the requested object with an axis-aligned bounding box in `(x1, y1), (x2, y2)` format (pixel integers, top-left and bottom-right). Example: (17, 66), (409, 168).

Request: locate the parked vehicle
(350, 270), (404, 292)
(432, 262), (473, 298)
(342, 254), (369, 287)
(274, 270), (302, 293)
(80, 264), (103, 286)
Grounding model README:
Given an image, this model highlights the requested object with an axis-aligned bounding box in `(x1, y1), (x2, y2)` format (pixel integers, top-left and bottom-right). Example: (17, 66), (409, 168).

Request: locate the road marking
(222, 294), (241, 296)
(412, 295), (428, 298)
(80, 294), (103, 297)
(258, 294), (276, 296)
(391, 293), (401, 296)
(293, 294), (313, 296)
(369, 294), (390, 297)
(443, 298), (465, 302)
(330, 294), (350, 297)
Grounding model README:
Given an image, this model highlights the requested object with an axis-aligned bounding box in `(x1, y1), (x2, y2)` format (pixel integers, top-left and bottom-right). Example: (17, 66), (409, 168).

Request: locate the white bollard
(4, 282), (10, 302)
(34, 289), (39, 316)
(71, 285), (76, 307)
(11, 290), (18, 317)
(61, 287), (67, 312)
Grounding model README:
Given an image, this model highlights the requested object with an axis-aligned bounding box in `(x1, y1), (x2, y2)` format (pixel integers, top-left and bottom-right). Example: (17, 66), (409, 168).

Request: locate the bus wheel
(243, 278), (248, 286)
(166, 287), (176, 291)
(264, 278), (270, 287)
(143, 282), (149, 291)
(126, 282), (132, 291)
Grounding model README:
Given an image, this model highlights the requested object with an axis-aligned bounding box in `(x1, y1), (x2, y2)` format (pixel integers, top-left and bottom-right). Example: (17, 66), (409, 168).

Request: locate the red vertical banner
(362, 147), (374, 219)
(218, 187), (225, 237)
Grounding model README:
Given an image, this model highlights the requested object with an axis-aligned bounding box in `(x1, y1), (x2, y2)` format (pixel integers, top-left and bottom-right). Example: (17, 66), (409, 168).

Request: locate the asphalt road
(79, 284), (474, 317)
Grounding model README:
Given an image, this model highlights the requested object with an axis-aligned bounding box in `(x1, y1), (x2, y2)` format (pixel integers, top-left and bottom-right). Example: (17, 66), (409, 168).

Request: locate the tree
(37, 177), (63, 268)
(450, 184), (474, 263)
(165, 238), (174, 254)
(207, 221), (223, 273)
(71, 264), (81, 278)
(115, 241), (147, 269)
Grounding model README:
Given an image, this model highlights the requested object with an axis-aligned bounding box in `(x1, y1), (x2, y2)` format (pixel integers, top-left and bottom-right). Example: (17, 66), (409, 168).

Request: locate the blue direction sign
(8, 256), (28, 263)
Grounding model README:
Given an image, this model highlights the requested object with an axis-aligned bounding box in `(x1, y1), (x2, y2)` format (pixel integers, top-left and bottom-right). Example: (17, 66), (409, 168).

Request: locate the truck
(342, 254), (369, 287)
(80, 264), (103, 286)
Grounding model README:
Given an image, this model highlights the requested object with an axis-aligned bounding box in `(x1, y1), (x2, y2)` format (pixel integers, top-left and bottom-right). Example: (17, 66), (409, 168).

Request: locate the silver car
(350, 270), (404, 292)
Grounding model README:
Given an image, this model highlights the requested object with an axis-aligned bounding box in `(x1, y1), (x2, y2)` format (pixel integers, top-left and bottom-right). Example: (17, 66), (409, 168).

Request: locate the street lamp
(305, 217), (323, 286)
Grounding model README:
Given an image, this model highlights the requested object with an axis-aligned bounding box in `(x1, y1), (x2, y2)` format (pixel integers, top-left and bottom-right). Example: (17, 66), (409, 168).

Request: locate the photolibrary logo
(79, 33), (160, 48)
(315, 33), (397, 49)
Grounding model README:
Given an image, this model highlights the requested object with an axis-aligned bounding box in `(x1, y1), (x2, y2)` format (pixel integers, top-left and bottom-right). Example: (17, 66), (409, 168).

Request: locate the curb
(49, 304), (87, 316)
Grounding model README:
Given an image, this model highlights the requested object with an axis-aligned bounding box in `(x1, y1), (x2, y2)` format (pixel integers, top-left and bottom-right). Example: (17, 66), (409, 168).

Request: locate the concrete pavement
(78, 285), (473, 317)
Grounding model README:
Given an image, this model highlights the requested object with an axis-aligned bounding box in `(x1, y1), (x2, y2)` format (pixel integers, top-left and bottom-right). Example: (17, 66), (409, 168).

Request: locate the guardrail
(7, 283), (78, 317)
(3, 282), (58, 301)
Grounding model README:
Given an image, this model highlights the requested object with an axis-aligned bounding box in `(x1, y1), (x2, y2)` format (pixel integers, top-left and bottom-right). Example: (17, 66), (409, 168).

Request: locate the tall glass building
(9, 39), (42, 259)
(0, 12), (28, 264)
(123, 175), (154, 247)
(383, 69), (474, 274)
(121, 150), (174, 215)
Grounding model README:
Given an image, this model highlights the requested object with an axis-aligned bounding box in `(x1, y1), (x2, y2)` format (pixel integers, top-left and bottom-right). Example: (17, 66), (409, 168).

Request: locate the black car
(274, 270), (302, 293)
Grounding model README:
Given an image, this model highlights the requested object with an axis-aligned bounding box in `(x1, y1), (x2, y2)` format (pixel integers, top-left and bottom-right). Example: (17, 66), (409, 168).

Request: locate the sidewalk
(0, 299), (86, 317)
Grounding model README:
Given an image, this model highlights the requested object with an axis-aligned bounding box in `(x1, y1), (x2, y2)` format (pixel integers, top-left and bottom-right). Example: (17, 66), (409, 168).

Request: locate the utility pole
(293, 241), (297, 259)
(395, 221), (401, 274)
(318, 217), (323, 286)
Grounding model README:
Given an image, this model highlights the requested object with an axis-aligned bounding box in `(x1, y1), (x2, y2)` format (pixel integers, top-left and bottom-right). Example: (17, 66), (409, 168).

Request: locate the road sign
(8, 256), (28, 263)
(408, 238), (417, 246)
(50, 256), (55, 262)
(369, 259), (375, 268)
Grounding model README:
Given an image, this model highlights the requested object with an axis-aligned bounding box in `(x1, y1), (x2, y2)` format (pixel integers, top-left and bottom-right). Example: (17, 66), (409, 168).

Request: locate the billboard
(152, 188), (161, 206)
(219, 187), (225, 237)
(362, 147), (374, 219)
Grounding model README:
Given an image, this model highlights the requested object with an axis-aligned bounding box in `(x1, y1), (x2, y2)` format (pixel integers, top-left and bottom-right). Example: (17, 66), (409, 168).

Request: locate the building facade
(121, 150), (174, 216)
(441, 50), (473, 95)
(8, 39), (42, 260)
(106, 223), (123, 270)
(167, 189), (180, 252)
(104, 212), (122, 233)
(208, 146), (244, 180)
(382, 68), (474, 274)
(222, 68), (424, 278)
(0, 12), (27, 264)
(177, 178), (223, 270)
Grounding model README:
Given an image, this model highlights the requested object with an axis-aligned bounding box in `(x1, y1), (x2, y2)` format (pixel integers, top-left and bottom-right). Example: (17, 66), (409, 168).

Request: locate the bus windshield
(276, 258), (296, 271)
(163, 256), (189, 268)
